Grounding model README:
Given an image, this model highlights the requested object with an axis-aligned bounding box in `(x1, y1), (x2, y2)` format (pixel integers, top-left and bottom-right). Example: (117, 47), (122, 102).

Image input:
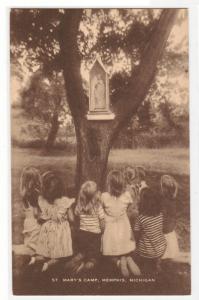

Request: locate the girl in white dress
(101, 170), (140, 277)
(13, 166), (42, 256)
(160, 175), (180, 260)
(29, 171), (75, 271)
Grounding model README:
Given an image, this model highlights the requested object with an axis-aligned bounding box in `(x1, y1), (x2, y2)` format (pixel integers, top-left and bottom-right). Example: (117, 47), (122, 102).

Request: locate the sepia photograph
(11, 8), (190, 295)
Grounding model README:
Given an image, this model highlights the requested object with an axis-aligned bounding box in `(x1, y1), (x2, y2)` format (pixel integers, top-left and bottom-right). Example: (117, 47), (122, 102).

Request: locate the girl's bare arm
(68, 207), (75, 223)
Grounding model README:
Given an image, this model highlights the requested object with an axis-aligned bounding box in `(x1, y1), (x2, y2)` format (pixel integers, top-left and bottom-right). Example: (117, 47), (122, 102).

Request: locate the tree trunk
(45, 112), (59, 151)
(60, 9), (179, 192)
(74, 119), (113, 191)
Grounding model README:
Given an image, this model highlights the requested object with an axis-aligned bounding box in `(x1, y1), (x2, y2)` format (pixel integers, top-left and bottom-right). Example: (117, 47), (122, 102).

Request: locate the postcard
(11, 8), (190, 295)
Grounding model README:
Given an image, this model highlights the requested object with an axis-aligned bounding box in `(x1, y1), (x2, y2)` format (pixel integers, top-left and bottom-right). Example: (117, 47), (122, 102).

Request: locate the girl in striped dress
(133, 187), (166, 274)
(73, 181), (105, 272)
(29, 171), (75, 272)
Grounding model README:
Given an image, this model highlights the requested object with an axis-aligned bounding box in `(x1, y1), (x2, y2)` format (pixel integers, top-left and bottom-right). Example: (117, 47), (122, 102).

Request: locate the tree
(20, 70), (70, 150)
(11, 8), (179, 190)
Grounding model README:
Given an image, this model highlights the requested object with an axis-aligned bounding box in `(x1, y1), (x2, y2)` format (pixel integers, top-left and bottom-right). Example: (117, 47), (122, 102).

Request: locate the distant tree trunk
(45, 111), (59, 151)
(60, 9), (179, 191)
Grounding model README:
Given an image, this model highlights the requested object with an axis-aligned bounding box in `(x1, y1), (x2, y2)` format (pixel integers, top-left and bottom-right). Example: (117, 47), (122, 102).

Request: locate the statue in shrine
(87, 56), (115, 120)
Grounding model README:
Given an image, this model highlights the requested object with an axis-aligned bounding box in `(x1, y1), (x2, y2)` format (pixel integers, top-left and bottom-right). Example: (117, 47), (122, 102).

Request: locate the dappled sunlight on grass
(109, 148), (189, 175)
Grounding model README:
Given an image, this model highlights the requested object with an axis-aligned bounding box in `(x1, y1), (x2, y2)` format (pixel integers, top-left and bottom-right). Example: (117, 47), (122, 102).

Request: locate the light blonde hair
(75, 181), (101, 215)
(20, 166), (42, 207)
(160, 175), (178, 199)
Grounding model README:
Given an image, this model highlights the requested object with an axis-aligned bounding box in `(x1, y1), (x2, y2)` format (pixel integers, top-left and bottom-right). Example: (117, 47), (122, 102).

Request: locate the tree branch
(59, 9), (86, 120)
(112, 9), (179, 133)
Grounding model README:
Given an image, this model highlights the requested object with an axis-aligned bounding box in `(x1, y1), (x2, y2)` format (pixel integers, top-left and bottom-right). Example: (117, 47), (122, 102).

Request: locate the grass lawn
(12, 147), (190, 295)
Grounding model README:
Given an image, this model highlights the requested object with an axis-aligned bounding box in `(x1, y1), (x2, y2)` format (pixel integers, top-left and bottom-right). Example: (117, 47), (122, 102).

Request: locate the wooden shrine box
(87, 56), (115, 120)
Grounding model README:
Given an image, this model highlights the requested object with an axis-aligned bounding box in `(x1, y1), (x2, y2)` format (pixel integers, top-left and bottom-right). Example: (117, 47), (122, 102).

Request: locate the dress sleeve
(97, 204), (105, 220)
(38, 196), (59, 221)
(56, 197), (75, 210)
(124, 191), (133, 204)
(55, 197), (75, 220)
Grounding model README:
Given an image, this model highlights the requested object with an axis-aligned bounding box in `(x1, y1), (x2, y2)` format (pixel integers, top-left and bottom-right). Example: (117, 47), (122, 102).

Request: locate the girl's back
(38, 195), (74, 221)
(36, 172), (74, 259)
(101, 191), (132, 218)
(134, 213), (166, 258)
(79, 206), (104, 234)
(75, 181), (105, 267)
(102, 191), (135, 256)
(134, 187), (166, 259)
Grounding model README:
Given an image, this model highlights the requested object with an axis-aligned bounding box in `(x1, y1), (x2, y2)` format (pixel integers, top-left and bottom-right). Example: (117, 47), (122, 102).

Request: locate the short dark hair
(41, 171), (65, 203)
(139, 187), (161, 216)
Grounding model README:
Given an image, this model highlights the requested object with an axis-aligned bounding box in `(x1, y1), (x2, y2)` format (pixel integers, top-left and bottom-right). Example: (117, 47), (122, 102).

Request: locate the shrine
(87, 56), (115, 120)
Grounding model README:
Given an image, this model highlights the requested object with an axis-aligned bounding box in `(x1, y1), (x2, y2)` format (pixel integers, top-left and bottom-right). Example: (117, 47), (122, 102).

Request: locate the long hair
(41, 171), (65, 204)
(75, 181), (100, 215)
(139, 187), (161, 217)
(20, 166), (41, 208)
(160, 175), (178, 200)
(107, 169), (125, 197)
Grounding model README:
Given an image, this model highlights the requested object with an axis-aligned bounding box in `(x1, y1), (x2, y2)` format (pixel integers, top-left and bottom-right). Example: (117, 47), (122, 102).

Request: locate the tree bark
(75, 119), (113, 191)
(59, 9), (179, 191)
